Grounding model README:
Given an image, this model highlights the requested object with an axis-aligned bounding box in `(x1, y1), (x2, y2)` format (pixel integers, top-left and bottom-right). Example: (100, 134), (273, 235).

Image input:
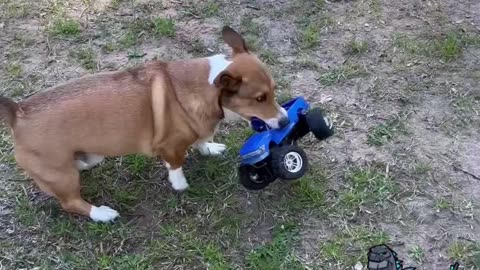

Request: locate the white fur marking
(168, 167), (189, 191)
(89, 205), (119, 222)
(207, 54), (232, 85)
(264, 104), (288, 129)
(75, 153), (105, 171)
(197, 142), (227, 156)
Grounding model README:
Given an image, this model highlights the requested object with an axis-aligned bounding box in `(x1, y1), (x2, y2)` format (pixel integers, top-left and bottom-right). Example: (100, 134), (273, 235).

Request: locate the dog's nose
(278, 117), (290, 129)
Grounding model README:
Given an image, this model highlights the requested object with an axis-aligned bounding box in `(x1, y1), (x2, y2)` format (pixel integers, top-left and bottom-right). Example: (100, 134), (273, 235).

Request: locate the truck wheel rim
(284, 152), (302, 173)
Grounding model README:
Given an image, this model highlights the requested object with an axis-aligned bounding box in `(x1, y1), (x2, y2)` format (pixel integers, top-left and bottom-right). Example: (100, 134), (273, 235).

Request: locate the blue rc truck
(238, 96), (334, 190)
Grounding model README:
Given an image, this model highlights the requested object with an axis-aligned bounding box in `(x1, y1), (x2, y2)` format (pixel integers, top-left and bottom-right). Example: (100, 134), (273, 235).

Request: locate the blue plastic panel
(239, 97), (310, 164)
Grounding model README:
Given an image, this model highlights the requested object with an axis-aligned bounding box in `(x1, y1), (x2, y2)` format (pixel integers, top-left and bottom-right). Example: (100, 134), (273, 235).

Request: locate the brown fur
(0, 26), (285, 221)
(0, 96), (19, 127)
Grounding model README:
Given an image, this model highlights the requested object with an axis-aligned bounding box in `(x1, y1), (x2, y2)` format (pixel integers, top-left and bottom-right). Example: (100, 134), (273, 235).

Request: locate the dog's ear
(222, 26), (249, 54)
(214, 70), (242, 93)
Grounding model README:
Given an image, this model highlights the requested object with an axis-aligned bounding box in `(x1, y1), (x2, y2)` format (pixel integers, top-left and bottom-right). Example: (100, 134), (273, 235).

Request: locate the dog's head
(214, 26), (289, 129)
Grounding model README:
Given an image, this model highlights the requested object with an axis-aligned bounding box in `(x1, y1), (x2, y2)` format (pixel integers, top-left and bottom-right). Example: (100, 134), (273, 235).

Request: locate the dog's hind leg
(16, 151), (118, 222)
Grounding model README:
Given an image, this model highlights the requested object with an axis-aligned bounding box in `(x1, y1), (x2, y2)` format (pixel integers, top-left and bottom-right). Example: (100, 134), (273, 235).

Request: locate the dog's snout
(278, 116), (290, 128)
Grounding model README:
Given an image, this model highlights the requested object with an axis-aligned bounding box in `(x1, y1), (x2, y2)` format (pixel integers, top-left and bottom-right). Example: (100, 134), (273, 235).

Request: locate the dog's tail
(0, 96), (19, 127)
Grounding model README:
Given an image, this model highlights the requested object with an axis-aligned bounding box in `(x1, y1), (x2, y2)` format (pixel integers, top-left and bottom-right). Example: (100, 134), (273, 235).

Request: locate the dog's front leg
(160, 148), (189, 191)
(196, 141), (227, 156)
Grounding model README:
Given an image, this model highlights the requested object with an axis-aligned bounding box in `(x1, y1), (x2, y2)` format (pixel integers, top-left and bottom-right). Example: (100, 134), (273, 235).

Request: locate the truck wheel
(271, 145), (308, 180)
(306, 108), (334, 140)
(239, 164), (276, 190)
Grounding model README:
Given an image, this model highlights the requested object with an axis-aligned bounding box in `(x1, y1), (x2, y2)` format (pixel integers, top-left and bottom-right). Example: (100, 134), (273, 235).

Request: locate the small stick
(453, 165), (480, 181)
(246, 5), (260, 10)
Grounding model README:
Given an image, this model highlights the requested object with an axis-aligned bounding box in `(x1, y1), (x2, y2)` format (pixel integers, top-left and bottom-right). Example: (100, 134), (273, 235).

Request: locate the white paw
(198, 142), (227, 156)
(169, 167), (189, 191)
(75, 153), (105, 171)
(89, 205), (119, 223)
(76, 160), (92, 171)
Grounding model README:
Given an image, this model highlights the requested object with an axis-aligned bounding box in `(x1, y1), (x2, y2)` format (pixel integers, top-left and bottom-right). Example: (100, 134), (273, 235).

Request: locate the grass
(71, 47), (97, 71)
(318, 64), (367, 86)
(448, 241), (480, 268)
(246, 223), (305, 270)
(369, 0), (382, 17)
(260, 49), (280, 66)
(345, 38), (368, 55)
(105, 17), (176, 51)
(202, 1), (220, 17)
(442, 94), (480, 132)
(409, 245), (425, 263)
(5, 2), (29, 18)
(434, 33), (463, 61)
(152, 17), (176, 38)
(367, 117), (407, 146)
(240, 17), (263, 52)
(49, 18), (81, 37)
(320, 225), (390, 267)
(285, 167), (327, 211)
(338, 165), (399, 214)
(434, 198), (453, 211)
(300, 22), (320, 49)
(123, 154), (154, 176)
(5, 62), (23, 78)
(393, 31), (480, 62)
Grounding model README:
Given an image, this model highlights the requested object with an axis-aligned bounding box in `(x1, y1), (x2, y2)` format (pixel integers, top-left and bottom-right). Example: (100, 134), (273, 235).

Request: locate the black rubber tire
(271, 145), (309, 180)
(239, 164), (276, 190)
(305, 108), (334, 140)
(367, 245), (399, 270)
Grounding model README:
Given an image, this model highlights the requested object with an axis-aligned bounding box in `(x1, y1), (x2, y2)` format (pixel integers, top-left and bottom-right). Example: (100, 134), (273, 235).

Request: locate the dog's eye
(256, 95), (267, 102)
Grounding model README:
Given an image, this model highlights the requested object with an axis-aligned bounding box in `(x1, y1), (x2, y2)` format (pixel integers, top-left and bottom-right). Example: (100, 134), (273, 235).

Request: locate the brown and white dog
(0, 26), (289, 222)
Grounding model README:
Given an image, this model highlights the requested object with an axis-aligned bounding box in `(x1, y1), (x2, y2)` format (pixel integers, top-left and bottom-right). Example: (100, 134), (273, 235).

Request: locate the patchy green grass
(445, 94), (480, 131)
(448, 241), (480, 268)
(49, 18), (81, 37)
(300, 22), (320, 49)
(123, 154), (154, 176)
(246, 223), (305, 270)
(152, 17), (176, 38)
(119, 29), (139, 49)
(367, 117), (407, 146)
(202, 1), (220, 17)
(260, 49), (280, 66)
(318, 64), (367, 86)
(5, 62), (23, 78)
(409, 245), (425, 263)
(240, 17), (263, 51)
(320, 226), (390, 267)
(393, 31), (479, 61)
(434, 33), (463, 61)
(338, 165), (399, 214)
(345, 38), (368, 55)
(71, 47), (97, 71)
(285, 167), (327, 211)
(414, 162), (432, 175)
(369, 0), (382, 17)
(187, 38), (209, 56)
(5, 2), (29, 18)
(434, 198), (453, 211)
(293, 55), (319, 70)
(15, 192), (39, 227)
